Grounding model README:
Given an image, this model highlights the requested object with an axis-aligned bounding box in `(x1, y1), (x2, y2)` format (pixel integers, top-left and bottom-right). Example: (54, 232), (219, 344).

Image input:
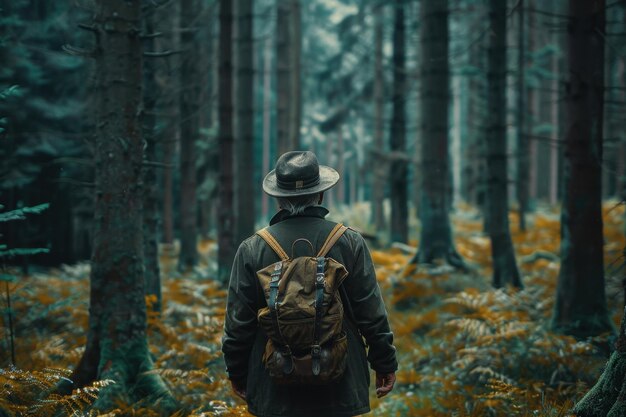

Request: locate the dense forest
(0, 0), (625, 416)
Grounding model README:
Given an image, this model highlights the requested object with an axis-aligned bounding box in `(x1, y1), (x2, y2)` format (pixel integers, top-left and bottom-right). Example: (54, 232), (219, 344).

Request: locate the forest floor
(1, 202), (625, 417)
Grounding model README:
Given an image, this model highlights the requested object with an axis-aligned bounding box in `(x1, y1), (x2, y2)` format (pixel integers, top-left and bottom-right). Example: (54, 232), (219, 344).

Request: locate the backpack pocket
(257, 308), (343, 351)
(263, 331), (348, 385)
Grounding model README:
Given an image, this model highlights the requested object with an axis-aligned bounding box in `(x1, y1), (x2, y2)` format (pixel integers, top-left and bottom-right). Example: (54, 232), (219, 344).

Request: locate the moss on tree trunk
(574, 309), (626, 416)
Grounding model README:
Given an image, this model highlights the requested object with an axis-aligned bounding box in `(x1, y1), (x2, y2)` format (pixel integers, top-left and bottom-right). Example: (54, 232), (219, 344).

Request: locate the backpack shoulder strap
(316, 223), (349, 257)
(256, 228), (290, 261)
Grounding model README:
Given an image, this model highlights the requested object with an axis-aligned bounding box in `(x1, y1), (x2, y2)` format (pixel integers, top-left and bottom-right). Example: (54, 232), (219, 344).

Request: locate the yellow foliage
(1, 202), (623, 416)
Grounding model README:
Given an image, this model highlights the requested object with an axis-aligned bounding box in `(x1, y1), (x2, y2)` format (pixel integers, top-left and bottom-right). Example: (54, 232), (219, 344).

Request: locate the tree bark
(178, 0), (201, 271)
(603, 25), (620, 199)
(574, 307), (626, 416)
(68, 0), (176, 411)
(389, 1), (408, 244)
(276, 0), (301, 155)
(485, 0), (522, 288)
(515, 0), (529, 231)
(412, 0), (463, 266)
(197, 4), (216, 239)
(235, 0), (255, 245)
(527, 1), (538, 204)
(142, 3), (162, 312)
(337, 128), (345, 204)
(262, 35), (272, 221)
(288, 0), (302, 148)
(371, 7), (386, 233)
(159, 2), (180, 246)
(218, 0), (236, 283)
(551, 0), (612, 338)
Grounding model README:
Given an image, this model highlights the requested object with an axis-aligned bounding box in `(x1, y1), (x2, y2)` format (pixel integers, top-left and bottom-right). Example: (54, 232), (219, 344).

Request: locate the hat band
(276, 175), (320, 190)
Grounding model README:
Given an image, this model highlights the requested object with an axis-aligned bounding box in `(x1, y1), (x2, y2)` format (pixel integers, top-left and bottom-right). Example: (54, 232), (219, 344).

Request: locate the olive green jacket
(221, 206), (398, 417)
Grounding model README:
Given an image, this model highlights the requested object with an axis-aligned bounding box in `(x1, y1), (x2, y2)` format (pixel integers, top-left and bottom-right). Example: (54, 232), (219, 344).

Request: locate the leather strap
(257, 228), (290, 261)
(268, 261), (294, 374)
(316, 223), (348, 257)
(311, 256), (325, 376)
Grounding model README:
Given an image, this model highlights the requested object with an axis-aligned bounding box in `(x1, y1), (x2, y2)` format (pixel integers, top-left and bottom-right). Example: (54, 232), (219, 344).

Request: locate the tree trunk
(218, 0), (236, 283)
(574, 307), (626, 416)
(337, 128), (345, 204)
(288, 0), (302, 148)
(551, 0), (612, 338)
(262, 35), (272, 221)
(549, 39), (560, 205)
(389, 2), (407, 244)
(325, 135), (335, 207)
(548, 0), (561, 205)
(485, 0), (522, 288)
(276, 0), (301, 156)
(197, 4), (216, 239)
(413, 0), (463, 266)
(603, 26), (620, 199)
(142, 3), (161, 312)
(235, 0), (255, 245)
(527, 0), (538, 204)
(515, 0), (529, 231)
(371, 8), (386, 232)
(178, 0), (200, 271)
(159, 3), (180, 246)
(68, 0), (176, 411)
(276, 1), (289, 156)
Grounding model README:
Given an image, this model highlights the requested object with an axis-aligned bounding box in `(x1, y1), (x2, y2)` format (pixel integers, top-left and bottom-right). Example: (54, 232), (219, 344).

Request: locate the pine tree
(370, 5), (386, 233)
(412, 0), (464, 267)
(551, 0), (612, 338)
(178, 0), (201, 270)
(217, 0), (236, 283)
(142, 2), (162, 312)
(67, 1), (177, 410)
(389, 1), (408, 244)
(235, 0), (256, 245)
(485, 0), (522, 288)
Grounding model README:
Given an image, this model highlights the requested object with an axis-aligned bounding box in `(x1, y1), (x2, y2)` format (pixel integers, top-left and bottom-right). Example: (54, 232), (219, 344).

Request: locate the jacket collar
(269, 205), (329, 225)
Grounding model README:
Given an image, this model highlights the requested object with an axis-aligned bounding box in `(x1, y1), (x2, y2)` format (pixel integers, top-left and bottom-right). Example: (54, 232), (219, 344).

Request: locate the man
(222, 151), (398, 417)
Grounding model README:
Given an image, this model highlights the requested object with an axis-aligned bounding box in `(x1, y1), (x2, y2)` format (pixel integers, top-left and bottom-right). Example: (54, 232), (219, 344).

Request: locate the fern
(0, 366), (113, 417)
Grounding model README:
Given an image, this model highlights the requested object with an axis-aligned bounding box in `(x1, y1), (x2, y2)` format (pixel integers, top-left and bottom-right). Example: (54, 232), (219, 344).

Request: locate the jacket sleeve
(221, 239), (260, 384)
(344, 232), (398, 374)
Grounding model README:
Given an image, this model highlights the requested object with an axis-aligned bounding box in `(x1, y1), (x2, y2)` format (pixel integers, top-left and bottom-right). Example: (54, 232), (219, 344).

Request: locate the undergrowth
(0, 202), (624, 416)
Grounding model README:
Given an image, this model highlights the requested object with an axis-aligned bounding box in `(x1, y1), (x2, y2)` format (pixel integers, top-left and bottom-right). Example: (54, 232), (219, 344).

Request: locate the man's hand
(375, 372), (396, 398)
(230, 380), (246, 401)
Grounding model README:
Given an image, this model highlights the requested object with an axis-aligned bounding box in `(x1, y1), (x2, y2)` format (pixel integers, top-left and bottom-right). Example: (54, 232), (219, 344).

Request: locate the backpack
(255, 223), (350, 385)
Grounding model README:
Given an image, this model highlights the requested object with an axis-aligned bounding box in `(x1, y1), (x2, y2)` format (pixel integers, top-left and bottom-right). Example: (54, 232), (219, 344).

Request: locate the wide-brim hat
(263, 151), (340, 197)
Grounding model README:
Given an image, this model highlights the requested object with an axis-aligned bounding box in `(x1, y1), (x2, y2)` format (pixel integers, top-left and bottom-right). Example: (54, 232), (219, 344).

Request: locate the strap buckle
(311, 344), (322, 376)
(270, 262), (282, 284)
(316, 257), (325, 288)
(311, 344), (321, 357)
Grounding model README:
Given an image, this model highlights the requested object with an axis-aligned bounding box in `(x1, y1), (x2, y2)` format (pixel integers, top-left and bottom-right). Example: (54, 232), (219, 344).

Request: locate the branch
(62, 44), (96, 58)
(50, 157), (93, 166)
(78, 23), (98, 32)
(140, 32), (164, 40)
(143, 160), (174, 169)
(52, 178), (96, 188)
(143, 50), (181, 58)
(369, 148), (419, 164)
